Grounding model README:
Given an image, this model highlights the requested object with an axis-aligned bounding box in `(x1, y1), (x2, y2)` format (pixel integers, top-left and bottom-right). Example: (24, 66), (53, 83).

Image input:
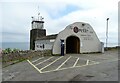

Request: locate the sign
(73, 26), (79, 33)
(73, 26), (89, 33)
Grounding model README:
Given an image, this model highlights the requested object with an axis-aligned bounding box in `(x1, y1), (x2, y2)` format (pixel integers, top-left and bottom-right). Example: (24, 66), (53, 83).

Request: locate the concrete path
(2, 49), (119, 81)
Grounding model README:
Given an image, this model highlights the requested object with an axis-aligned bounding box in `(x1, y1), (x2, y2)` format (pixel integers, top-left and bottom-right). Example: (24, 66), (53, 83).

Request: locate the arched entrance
(66, 36), (80, 54)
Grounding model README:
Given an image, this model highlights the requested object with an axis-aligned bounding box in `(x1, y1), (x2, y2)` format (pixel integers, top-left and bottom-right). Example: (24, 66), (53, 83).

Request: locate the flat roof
(36, 34), (58, 40)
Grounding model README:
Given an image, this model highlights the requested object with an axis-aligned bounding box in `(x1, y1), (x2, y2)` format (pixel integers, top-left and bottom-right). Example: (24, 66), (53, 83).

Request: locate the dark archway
(66, 36), (80, 54)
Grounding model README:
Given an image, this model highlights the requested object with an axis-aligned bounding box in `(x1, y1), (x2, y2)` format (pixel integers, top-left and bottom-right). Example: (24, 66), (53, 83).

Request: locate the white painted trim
(39, 56), (64, 71)
(41, 61), (99, 74)
(35, 57), (54, 66)
(56, 56), (71, 70)
(27, 60), (42, 73)
(86, 60), (89, 65)
(32, 57), (44, 63)
(73, 58), (79, 67)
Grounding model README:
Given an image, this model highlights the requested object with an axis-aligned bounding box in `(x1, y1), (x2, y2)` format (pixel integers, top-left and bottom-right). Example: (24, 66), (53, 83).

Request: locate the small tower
(30, 14), (46, 50)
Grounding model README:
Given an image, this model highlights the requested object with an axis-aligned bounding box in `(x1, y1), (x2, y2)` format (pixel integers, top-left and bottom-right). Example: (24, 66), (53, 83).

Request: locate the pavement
(2, 49), (119, 81)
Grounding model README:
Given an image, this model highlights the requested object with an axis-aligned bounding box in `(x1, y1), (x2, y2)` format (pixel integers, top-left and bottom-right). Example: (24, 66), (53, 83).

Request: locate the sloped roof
(36, 34), (58, 40)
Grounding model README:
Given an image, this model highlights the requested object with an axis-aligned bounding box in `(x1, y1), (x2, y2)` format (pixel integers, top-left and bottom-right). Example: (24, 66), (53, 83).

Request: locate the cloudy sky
(0, 0), (119, 46)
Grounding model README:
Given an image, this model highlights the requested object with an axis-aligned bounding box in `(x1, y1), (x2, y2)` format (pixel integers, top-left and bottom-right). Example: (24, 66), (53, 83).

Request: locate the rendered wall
(52, 22), (101, 54)
(35, 39), (55, 50)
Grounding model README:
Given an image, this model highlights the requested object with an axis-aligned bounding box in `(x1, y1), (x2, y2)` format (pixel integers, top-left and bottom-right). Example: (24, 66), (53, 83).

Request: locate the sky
(0, 0), (119, 46)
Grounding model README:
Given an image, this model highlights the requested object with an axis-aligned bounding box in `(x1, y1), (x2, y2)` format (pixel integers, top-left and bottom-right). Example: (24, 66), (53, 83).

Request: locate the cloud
(1, 0), (119, 46)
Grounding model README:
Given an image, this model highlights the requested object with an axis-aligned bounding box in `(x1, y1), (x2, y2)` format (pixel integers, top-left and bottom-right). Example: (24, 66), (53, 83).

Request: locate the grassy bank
(2, 49), (52, 68)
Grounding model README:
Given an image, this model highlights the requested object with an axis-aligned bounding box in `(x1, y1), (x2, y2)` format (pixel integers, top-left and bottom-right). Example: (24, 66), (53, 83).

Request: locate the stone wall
(2, 50), (52, 67)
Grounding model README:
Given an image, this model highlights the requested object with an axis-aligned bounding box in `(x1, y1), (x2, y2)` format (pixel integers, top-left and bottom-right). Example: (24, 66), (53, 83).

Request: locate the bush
(3, 48), (12, 54)
(3, 48), (20, 54)
(12, 48), (20, 53)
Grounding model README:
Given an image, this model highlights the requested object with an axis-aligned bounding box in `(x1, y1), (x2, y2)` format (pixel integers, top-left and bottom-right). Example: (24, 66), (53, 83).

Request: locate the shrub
(3, 48), (20, 54)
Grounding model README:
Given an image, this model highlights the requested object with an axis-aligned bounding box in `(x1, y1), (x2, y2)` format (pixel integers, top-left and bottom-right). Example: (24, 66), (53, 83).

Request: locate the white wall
(52, 22), (102, 54)
(35, 39), (55, 50)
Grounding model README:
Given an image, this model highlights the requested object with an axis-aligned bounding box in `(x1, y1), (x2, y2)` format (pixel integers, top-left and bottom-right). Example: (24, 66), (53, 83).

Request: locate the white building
(35, 34), (57, 50)
(35, 22), (104, 55)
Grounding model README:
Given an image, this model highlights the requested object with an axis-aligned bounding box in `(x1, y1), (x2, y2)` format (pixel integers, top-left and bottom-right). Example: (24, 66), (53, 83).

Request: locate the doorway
(66, 36), (80, 54)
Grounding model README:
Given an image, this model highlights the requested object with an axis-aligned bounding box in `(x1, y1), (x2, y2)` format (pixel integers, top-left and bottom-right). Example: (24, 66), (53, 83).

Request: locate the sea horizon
(1, 42), (30, 50)
(0, 42), (119, 50)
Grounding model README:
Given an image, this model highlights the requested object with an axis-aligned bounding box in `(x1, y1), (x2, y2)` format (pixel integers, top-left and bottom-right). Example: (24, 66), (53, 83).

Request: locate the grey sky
(0, 0), (119, 46)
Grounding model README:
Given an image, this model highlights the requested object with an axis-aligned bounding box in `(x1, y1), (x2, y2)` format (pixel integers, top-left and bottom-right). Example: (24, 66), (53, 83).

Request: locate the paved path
(27, 55), (99, 73)
(2, 49), (119, 81)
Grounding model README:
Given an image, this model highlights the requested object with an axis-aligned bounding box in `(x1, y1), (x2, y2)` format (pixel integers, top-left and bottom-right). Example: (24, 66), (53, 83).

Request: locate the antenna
(40, 16), (44, 21)
(37, 6), (44, 21)
(38, 6), (40, 21)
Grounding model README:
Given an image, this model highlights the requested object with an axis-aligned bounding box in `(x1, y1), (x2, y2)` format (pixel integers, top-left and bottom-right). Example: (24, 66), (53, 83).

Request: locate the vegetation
(104, 46), (119, 51)
(2, 48), (20, 54)
(2, 46), (119, 68)
(2, 49), (52, 68)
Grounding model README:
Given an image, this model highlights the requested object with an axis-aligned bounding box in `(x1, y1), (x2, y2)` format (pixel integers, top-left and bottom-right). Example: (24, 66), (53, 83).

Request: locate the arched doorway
(66, 36), (80, 54)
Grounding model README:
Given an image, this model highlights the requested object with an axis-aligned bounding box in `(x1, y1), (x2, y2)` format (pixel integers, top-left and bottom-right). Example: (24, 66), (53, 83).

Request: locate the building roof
(36, 34), (58, 40)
